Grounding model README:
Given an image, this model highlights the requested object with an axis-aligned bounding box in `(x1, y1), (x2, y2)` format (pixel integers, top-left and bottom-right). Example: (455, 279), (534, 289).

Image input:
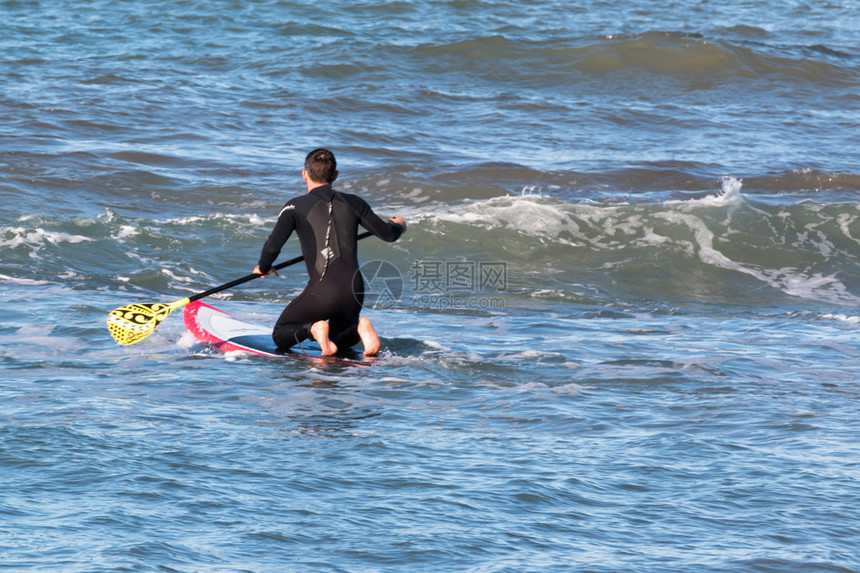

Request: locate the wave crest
(418, 179), (860, 306)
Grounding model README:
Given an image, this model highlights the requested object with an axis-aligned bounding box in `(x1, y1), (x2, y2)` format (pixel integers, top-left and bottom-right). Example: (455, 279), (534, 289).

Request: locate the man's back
(257, 184), (403, 282)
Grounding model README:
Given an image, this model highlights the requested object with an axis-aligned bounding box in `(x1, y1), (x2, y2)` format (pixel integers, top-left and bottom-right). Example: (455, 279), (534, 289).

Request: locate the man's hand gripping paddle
(107, 231), (373, 346)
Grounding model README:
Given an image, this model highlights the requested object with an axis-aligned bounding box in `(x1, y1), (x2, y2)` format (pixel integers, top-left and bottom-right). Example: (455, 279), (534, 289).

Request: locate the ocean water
(2, 0), (860, 571)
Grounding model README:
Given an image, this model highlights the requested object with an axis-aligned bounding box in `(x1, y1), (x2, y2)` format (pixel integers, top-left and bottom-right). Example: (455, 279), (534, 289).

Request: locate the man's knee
(273, 323), (311, 349)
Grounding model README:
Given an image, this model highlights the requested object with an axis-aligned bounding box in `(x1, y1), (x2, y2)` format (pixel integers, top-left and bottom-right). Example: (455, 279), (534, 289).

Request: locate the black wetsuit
(257, 184), (403, 350)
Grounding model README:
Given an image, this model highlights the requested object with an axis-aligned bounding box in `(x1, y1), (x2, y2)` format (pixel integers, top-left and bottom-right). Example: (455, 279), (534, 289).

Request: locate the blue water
(2, 1), (860, 571)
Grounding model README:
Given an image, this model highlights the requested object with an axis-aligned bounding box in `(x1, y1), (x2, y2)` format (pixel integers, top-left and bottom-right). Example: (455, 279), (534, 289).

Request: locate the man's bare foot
(357, 317), (380, 356)
(310, 320), (338, 356)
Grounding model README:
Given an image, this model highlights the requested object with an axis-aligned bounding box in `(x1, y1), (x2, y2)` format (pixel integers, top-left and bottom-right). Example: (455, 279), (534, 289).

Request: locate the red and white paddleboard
(182, 301), (373, 367)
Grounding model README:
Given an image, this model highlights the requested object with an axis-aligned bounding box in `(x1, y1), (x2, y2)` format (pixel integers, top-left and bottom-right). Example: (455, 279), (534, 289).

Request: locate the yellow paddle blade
(107, 298), (191, 346)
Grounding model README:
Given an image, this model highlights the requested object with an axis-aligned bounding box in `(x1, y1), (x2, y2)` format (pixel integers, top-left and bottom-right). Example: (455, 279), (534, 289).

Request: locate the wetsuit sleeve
(351, 196), (404, 242)
(257, 204), (297, 274)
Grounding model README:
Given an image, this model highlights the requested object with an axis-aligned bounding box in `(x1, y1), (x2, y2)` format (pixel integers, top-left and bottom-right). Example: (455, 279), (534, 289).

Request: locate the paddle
(107, 231), (373, 346)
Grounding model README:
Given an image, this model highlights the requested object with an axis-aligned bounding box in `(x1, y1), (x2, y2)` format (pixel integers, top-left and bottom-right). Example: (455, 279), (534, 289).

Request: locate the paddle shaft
(187, 231), (373, 303)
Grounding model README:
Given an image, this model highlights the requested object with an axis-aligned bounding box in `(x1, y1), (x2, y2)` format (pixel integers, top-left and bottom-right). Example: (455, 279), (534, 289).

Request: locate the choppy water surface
(2, 0), (859, 571)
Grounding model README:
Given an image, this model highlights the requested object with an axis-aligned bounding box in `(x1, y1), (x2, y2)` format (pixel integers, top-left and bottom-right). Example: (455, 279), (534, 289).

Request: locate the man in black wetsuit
(253, 149), (406, 356)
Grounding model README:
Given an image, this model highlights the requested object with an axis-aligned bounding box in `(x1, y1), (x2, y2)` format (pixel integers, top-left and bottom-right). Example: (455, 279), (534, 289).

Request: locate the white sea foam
(113, 225), (139, 240)
(775, 271), (855, 303)
(16, 325), (53, 336)
(1, 226), (93, 249)
(5, 324), (79, 352)
(656, 209), (860, 305)
(160, 268), (198, 284)
(223, 350), (254, 361)
(836, 213), (860, 246)
(552, 382), (585, 394)
(500, 349), (564, 362)
(422, 340), (449, 351)
(0, 273), (51, 286)
(821, 314), (860, 324)
(420, 178), (749, 248)
(165, 213), (266, 227)
(697, 176), (744, 206)
(422, 195), (587, 245)
(176, 331), (198, 349)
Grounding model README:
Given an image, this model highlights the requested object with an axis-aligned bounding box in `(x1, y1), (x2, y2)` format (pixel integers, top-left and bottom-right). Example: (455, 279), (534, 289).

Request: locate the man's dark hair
(305, 148), (337, 184)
